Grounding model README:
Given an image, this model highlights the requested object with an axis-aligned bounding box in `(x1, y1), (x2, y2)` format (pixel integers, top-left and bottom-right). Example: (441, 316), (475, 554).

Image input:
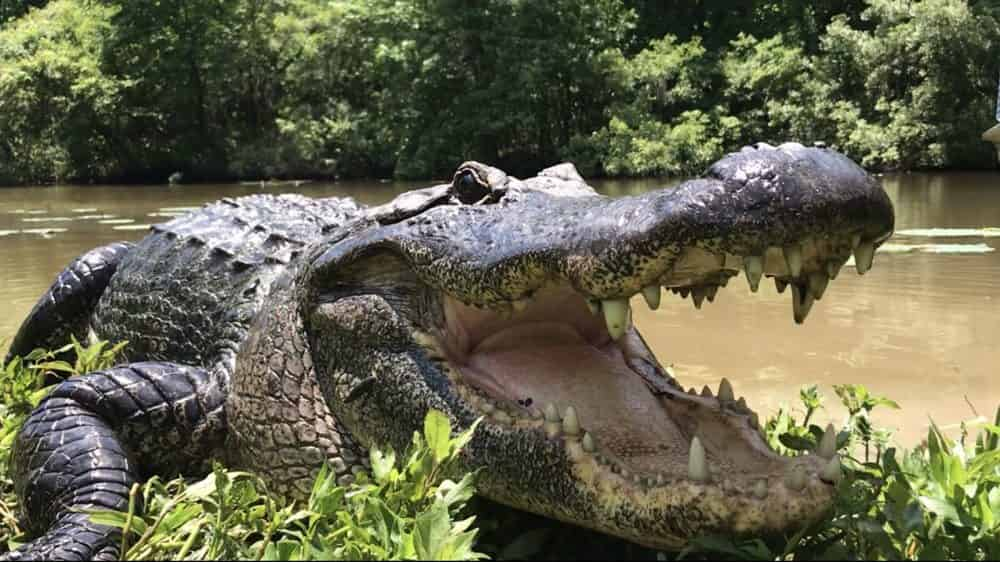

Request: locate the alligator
(2, 142), (894, 560)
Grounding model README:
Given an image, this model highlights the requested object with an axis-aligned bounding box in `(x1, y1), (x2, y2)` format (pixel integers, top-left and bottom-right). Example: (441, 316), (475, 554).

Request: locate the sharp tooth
(785, 466), (807, 491)
(687, 387), (697, 395)
(752, 479), (768, 499)
(656, 473), (665, 486)
(808, 272), (829, 300)
(701, 385), (713, 398)
(775, 278), (788, 294)
(749, 412), (760, 429)
(717, 378), (734, 402)
(706, 285), (718, 302)
(826, 260), (841, 280)
(851, 234), (862, 250)
(586, 299), (601, 315)
(582, 432), (595, 452)
(743, 256), (763, 292)
(853, 240), (875, 274)
(545, 421), (561, 438)
(567, 441), (585, 461)
(783, 244), (803, 277)
(679, 288), (690, 298)
(736, 397), (748, 411)
(544, 402), (561, 422)
(529, 408), (543, 420)
(791, 284), (815, 324)
(512, 299), (528, 312)
(641, 285), (661, 310)
(818, 423), (838, 458)
(692, 287), (706, 309)
(688, 437), (709, 482)
(820, 454), (843, 484)
(493, 410), (512, 425)
(602, 298), (630, 340)
(563, 406), (580, 436)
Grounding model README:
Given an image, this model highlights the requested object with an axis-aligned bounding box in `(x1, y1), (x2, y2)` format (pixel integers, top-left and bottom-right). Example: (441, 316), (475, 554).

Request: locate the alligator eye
(455, 170), (490, 203)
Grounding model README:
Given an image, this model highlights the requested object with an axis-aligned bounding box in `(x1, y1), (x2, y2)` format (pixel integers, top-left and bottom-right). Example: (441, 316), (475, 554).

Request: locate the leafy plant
(86, 410), (485, 560)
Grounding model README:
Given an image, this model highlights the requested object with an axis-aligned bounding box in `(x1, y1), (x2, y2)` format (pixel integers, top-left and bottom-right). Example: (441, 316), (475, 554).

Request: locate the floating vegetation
(879, 242), (995, 254)
(20, 228), (67, 237)
(896, 227), (1000, 238)
(111, 224), (153, 231)
(98, 218), (135, 225)
(21, 217), (73, 223)
(75, 214), (117, 220)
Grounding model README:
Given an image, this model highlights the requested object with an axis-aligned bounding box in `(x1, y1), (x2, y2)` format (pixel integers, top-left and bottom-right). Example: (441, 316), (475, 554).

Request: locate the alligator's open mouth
(403, 232), (884, 544)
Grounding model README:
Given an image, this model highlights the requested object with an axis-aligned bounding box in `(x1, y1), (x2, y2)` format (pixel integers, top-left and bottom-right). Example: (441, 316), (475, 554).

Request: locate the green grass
(1, 340), (998, 560)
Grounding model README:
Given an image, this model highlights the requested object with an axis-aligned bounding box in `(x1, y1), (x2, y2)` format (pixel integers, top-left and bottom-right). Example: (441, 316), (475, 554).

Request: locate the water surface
(1, 172), (998, 444)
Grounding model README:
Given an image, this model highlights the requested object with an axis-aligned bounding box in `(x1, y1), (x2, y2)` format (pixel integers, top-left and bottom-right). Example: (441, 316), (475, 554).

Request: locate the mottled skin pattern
(3, 143), (895, 559)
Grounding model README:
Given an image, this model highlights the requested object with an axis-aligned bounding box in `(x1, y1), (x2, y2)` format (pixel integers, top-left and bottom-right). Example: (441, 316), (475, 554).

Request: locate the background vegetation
(0, 0), (998, 185)
(1, 340), (999, 560)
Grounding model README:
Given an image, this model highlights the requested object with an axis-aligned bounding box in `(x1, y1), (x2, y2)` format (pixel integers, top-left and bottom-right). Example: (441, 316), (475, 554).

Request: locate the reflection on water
(1, 172), (998, 444)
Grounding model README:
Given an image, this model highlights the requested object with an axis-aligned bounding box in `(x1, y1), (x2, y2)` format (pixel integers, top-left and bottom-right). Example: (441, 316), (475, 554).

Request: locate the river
(1, 172), (998, 445)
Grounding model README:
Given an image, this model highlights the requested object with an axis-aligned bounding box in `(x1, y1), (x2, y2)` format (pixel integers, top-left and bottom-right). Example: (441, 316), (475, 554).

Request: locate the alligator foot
(4, 363), (226, 561)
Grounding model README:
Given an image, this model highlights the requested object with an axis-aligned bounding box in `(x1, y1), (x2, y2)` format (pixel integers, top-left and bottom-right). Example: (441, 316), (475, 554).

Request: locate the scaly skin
(4, 143), (894, 559)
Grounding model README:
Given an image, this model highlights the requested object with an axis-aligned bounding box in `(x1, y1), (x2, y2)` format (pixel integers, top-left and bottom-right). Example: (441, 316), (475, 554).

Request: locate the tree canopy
(0, 0), (997, 185)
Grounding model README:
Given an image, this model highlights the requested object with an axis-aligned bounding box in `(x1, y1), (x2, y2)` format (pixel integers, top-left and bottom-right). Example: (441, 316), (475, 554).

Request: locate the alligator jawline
(417, 282), (838, 496)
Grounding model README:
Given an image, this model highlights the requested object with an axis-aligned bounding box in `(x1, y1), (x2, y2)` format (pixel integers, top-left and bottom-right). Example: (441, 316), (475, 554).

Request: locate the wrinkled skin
(3, 143), (893, 559)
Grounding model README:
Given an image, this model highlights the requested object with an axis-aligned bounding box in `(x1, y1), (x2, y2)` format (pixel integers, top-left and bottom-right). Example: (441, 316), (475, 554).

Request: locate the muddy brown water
(1, 172), (998, 445)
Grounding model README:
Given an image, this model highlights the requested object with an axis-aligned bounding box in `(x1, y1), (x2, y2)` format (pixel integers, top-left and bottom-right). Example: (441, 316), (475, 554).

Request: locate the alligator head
(301, 143), (894, 549)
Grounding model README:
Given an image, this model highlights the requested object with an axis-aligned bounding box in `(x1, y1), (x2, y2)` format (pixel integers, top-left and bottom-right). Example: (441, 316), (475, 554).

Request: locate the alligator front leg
(4, 363), (226, 561)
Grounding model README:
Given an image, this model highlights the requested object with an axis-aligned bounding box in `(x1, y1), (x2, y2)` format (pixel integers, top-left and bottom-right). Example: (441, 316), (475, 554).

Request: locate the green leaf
(424, 409), (452, 464)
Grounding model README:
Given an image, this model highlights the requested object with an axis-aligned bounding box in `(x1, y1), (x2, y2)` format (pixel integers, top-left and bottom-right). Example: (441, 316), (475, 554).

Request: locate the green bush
(1, 341), (998, 560)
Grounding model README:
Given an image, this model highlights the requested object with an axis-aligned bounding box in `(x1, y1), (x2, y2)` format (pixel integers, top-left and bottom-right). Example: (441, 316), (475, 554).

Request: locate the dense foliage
(0, 0), (997, 185)
(1, 341), (999, 560)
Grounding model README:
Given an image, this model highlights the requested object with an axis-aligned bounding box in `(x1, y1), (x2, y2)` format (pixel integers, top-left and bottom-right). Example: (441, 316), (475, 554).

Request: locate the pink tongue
(458, 322), (687, 472)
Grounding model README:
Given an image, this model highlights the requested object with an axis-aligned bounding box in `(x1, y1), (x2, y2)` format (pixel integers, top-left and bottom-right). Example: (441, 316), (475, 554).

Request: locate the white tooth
(493, 410), (512, 424)
(602, 298), (630, 340)
(544, 402), (561, 422)
(851, 234), (862, 250)
(692, 287), (706, 309)
(586, 299), (601, 315)
(808, 271), (829, 300)
(775, 278), (788, 293)
(854, 240), (874, 274)
(563, 406), (580, 436)
(701, 385), (713, 398)
(791, 283), (815, 324)
(818, 423), (838, 458)
(826, 260), (841, 280)
(752, 479), (768, 499)
(820, 454), (843, 484)
(688, 387), (697, 395)
(567, 441), (585, 462)
(688, 436), (709, 482)
(743, 256), (763, 292)
(545, 421), (561, 438)
(641, 285), (661, 310)
(718, 378), (734, 402)
(582, 432), (595, 452)
(512, 299), (528, 312)
(783, 244), (803, 277)
(706, 285), (718, 302)
(785, 466), (807, 491)
(736, 397), (748, 411)
(749, 412), (760, 429)
(529, 408), (543, 420)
